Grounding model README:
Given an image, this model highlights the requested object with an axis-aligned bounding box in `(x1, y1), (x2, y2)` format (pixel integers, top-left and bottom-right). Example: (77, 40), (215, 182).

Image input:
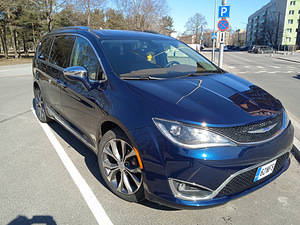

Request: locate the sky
(166, 0), (271, 34)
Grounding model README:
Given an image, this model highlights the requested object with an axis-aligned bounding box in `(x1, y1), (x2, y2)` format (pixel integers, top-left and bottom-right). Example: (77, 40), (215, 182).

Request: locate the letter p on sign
(218, 6), (230, 18)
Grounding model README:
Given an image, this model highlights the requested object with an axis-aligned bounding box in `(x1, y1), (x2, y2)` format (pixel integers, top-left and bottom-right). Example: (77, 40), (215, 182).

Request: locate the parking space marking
(256, 66), (264, 68)
(255, 71), (267, 74)
(229, 66), (236, 69)
(32, 109), (113, 225)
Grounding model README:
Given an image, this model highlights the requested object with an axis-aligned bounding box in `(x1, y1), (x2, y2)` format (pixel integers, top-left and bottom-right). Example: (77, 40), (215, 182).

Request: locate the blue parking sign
(218, 6), (230, 18)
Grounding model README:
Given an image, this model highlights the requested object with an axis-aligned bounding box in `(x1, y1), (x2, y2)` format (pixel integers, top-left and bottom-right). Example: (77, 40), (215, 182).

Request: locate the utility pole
(212, 0), (217, 62)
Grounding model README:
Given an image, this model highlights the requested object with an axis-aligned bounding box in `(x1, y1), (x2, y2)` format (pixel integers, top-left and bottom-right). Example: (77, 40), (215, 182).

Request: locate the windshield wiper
(186, 71), (220, 76)
(121, 76), (162, 80)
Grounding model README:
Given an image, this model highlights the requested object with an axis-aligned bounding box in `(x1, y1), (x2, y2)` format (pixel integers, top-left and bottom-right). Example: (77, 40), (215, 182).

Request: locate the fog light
(169, 178), (213, 201)
(178, 183), (186, 191)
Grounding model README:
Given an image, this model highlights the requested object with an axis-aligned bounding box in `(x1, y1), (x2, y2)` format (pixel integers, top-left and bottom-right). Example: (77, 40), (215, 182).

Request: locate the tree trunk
(0, 25), (8, 59)
(32, 23), (37, 52)
(6, 8), (18, 58)
(23, 36), (28, 57)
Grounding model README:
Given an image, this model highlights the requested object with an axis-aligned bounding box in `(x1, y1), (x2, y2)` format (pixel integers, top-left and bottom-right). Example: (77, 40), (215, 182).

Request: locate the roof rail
(53, 26), (91, 32)
(133, 30), (161, 35)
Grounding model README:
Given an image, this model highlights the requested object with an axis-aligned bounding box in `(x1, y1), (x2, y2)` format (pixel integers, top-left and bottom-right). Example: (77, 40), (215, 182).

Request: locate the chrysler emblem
(248, 123), (277, 134)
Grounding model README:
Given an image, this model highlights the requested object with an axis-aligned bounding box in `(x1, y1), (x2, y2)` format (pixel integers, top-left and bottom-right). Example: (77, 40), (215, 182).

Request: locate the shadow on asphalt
(32, 99), (106, 187)
(291, 145), (300, 164)
(293, 74), (300, 80)
(8, 215), (57, 225)
(32, 99), (182, 211)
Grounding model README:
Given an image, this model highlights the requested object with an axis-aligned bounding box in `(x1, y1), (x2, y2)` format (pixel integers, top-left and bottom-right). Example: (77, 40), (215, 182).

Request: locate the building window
(288, 19), (293, 24)
(290, 1), (295, 5)
(289, 10), (294, 15)
(298, 10), (300, 14)
(286, 37), (291, 42)
(287, 28), (292, 33)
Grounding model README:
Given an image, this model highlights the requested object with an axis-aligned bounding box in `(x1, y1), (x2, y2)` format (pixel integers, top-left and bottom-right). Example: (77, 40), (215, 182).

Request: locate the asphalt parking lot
(1, 54), (300, 224)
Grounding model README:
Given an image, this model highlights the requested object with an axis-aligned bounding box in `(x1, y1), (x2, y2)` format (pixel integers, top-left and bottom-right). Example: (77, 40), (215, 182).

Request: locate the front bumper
(130, 121), (294, 207)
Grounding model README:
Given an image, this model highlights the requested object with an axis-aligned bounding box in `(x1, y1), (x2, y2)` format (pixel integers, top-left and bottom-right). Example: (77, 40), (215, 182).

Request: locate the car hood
(127, 73), (282, 126)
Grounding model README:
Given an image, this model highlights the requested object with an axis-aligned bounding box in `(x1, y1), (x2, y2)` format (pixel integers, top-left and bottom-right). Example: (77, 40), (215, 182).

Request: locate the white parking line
(284, 71), (294, 74)
(244, 66), (250, 68)
(270, 66), (280, 69)
(229, 66), (236, 69)
(256, 66), (264, 68)
(32, 109), (113, 225)
(268, 71), (277, 74)
(255, 71), (267, 74)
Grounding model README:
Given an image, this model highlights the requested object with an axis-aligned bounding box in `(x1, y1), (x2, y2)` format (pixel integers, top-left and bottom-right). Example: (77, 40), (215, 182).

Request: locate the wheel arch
(98, 118), (139, 155)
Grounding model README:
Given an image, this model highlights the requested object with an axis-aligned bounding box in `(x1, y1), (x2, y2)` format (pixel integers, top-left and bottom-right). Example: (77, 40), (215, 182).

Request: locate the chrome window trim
(169, 147), (291, 201)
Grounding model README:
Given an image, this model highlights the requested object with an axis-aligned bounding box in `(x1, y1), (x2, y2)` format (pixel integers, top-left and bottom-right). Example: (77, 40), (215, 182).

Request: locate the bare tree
(114, 0), (169, 31)
(73, 0), (106, 27)
(184, 13), (207, 44)
(263, 14), (281, 46)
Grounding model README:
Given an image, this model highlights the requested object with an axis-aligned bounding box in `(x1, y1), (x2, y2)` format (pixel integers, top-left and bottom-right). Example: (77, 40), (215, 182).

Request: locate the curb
(275, 57), (300, 64)
(292, 138), (300, 162)
(289, 113), (300, 161)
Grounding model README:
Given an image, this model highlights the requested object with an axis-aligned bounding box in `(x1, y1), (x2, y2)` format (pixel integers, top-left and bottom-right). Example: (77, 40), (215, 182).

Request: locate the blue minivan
(33, 27), (294, 208)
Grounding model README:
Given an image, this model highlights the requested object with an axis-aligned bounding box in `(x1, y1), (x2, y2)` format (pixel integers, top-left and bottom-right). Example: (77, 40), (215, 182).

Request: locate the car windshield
(100, 38), (220, 79)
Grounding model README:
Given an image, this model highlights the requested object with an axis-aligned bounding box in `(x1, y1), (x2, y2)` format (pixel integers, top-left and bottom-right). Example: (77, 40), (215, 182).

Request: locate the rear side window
(37, 37), (53, 61)
(49, 35), (75, 68)
(71, 37), (104, 80)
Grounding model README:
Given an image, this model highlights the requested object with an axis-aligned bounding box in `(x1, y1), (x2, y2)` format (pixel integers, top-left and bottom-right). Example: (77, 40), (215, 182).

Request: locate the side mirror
(63, 66), (88, 81)
(63, 66), (91, 91)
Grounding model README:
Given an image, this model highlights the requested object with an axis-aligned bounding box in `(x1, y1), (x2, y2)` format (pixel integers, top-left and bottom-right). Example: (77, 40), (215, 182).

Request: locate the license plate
(254, 159), (277, 182)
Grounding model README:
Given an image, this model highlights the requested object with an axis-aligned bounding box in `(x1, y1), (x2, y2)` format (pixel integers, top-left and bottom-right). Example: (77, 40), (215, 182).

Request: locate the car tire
(34, 87), (51, 123)
(98, 128), (144, 202)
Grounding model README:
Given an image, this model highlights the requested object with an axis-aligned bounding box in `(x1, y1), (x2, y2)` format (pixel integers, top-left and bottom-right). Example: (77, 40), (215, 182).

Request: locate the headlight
(153, 118), (237, 149)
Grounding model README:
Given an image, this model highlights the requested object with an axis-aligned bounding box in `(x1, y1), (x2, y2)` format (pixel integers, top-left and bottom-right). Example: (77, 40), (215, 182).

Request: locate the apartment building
(247, 0), (300, 46)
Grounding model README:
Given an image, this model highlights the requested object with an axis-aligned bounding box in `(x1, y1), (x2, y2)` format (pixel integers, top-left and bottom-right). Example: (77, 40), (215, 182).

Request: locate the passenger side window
(49, 35), (75, 68)
(38, 37), (53, 61)
(71, 37), (104, 80)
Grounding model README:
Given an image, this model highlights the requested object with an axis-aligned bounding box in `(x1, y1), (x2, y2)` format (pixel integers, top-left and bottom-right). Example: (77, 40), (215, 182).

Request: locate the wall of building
(246, 0), (300, 46)
(283, 0), (300, 45)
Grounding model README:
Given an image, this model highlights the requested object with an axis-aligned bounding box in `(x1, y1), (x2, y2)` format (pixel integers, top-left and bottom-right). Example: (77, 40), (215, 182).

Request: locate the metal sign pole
(218, 0), (227, 68)
(199, 25), (204, 52)
(212, 0), (217, 62)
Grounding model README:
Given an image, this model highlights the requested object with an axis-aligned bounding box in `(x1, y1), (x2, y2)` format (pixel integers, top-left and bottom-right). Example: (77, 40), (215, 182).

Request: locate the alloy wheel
(101, 139), (142, 195)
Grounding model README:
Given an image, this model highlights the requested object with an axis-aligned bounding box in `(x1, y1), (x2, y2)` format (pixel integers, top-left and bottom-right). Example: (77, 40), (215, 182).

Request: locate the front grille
(211, 110), (283, 143)
(217, 152), (289, 197)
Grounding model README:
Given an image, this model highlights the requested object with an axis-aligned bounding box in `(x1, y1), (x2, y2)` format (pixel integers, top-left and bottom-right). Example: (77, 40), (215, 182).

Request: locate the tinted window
(71, 37), (103, 80)
(38, 37), (53, 61)
(49, 35), (75, 68)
